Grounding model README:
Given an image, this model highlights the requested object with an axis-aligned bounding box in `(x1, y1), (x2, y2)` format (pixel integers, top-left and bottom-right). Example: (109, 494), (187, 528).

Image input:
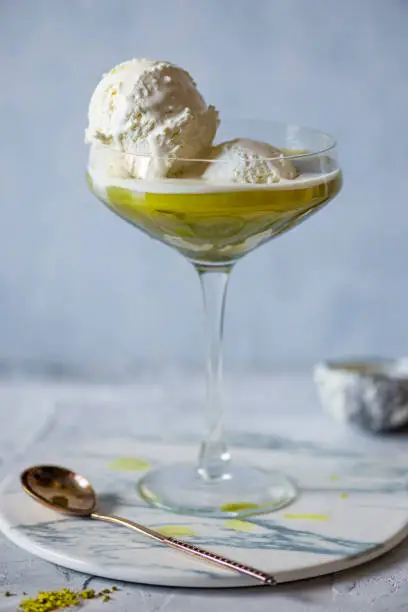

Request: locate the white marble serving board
(1, 433), (408, 588)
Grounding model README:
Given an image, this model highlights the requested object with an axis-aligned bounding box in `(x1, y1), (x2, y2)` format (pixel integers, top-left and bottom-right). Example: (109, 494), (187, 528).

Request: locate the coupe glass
(87, 120), (342, 518)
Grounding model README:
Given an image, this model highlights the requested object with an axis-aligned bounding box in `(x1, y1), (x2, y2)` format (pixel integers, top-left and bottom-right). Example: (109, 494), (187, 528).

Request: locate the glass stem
(195, 264), (233, 481)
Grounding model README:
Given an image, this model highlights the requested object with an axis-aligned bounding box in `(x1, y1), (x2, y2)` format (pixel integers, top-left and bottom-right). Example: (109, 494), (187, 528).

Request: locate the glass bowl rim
(87, 120), (337, 163)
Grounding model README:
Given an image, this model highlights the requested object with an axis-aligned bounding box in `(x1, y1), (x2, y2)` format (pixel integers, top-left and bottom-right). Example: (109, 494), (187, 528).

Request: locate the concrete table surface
(1, 370), (408, 612)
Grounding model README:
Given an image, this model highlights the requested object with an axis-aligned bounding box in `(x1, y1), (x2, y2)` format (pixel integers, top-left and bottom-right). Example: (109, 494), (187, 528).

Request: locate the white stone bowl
(314, 358), (408, 433)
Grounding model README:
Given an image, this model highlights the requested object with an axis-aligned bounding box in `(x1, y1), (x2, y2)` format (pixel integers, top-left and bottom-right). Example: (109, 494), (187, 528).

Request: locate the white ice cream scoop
(85, 58), (219, 179)
(200, 139), (298, 184)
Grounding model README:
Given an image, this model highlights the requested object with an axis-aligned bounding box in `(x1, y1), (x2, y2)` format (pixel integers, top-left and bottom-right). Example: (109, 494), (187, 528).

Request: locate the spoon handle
(91, 512), (276, 585)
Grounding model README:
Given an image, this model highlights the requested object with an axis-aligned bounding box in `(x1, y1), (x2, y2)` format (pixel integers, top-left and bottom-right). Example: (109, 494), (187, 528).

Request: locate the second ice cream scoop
(200, 139), (298, 184)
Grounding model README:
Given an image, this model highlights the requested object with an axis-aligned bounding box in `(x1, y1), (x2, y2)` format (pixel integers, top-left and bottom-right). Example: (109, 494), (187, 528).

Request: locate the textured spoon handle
(92, 513), (276, 585)
(165, 536), (276, 585)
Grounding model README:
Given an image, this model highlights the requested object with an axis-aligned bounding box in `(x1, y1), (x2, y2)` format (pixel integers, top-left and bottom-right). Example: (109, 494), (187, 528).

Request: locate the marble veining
(1, 434), (408, 588)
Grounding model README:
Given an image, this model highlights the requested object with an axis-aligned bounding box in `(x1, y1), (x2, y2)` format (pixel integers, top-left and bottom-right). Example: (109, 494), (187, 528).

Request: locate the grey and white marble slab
(1, 371), (408, 611)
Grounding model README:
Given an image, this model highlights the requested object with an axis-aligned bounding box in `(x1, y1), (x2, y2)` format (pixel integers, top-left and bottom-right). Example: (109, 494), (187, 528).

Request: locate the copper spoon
(20, 465), (276, 586)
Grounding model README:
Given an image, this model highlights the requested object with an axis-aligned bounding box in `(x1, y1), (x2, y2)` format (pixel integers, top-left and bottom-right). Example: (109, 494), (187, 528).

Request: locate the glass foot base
(138, 463), (297, 518)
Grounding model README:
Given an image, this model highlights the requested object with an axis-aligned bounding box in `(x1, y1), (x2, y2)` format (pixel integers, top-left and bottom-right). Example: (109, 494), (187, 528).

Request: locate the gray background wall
(0, 0), (407, 372)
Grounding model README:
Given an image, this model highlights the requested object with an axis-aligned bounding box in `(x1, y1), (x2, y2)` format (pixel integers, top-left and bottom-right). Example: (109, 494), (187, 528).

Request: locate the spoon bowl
(21, 465), (96, 517)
